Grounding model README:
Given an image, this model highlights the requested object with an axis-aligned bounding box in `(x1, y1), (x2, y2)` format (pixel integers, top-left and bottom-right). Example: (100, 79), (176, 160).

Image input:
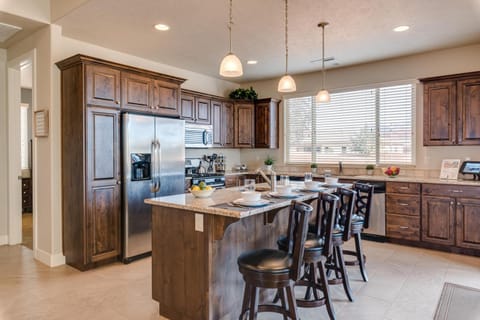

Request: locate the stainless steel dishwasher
(356, 180), (386, 241)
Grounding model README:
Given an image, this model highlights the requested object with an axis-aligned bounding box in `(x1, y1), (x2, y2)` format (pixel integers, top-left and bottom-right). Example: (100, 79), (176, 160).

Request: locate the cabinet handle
(115, 100), (120, 104)
(451, 190), (463, 193)
(450, 201), (454, 205)
(457, 202), (461, 206)
(399, 203), (409, 206)
(117, 180), (122, 185)
(399, 226), (409, 229)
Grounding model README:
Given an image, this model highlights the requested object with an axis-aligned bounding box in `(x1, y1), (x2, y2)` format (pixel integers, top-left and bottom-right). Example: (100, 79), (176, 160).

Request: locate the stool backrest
(286, 200), (313, 281)
(318, 193), (339, 259)
(336, 187), (356, 242)
(352, 182), (374, 228)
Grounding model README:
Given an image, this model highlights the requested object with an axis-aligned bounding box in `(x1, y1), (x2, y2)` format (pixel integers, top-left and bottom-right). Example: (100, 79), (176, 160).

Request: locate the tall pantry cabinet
(57, 55), (184, 270)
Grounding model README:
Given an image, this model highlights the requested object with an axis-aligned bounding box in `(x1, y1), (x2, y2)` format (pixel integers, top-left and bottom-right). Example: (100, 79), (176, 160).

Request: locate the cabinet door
(423, 81), (456, 145)
(255, 99), (279, 148)
(195, 98), (211, 124)
(234, 102), (255, 148)
(86, 108), (121, 263)
(122, 72), (153, 112)
(152, 79), (180, 117)
(86, 64), (121, 108)
(181, 94), (195, 123)
(421, 195), (455, 245)
(457, 78), (480, 145)
(456, 197), (480, 249)
(212, 100), (222, 146)
(222, 102), (234, 147)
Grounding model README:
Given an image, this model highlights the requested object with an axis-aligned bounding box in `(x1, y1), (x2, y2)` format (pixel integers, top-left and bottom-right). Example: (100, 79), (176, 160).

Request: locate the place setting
(267, 175), (305, 199)
(229, 179), (273, 208)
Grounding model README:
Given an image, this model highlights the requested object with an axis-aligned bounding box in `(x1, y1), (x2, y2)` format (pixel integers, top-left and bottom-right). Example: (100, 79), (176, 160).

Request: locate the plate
(233, 198), (271, 207)
(269, 191), (299, 199)
(300, 187), (328, 192)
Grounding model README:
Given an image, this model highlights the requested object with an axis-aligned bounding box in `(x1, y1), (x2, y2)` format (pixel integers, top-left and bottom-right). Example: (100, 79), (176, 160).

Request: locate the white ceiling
(54, 0), (480, 82)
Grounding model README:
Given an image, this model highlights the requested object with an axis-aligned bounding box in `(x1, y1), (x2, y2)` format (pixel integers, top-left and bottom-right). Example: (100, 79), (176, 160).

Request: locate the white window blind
(285, 83), (415, 165)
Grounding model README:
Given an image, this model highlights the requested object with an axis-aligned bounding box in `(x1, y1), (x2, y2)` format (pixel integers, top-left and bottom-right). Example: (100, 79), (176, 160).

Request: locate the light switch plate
(195, 213), (204, 232)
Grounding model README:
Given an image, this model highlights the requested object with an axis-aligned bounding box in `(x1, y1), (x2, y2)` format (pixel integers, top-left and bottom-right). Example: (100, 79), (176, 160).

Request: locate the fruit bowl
(190, 188), (215, 198)
(383, 166), (400, 178)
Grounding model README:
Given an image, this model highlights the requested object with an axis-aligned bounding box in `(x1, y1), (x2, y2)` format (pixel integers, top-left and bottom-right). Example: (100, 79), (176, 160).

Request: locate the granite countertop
(145, 182), (328, 219)
(225, 171), (480, 187)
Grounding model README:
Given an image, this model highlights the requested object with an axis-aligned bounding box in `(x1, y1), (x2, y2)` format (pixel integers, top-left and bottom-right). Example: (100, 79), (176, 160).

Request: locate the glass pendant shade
(316, 89), (330, 103)
(278, 74), (296, 92)
(219, 53), (243, 77)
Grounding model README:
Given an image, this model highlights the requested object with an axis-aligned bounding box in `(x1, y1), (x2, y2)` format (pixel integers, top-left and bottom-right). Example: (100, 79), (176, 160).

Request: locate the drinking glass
(324, 169), (332, 177)
(244, 179), (256, 191)
(304, 172), (313, 183)
(279, 175), (290, 186)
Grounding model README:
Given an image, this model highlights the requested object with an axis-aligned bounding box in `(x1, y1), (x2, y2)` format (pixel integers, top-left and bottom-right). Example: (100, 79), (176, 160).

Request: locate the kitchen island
(145, 185), (319, 320)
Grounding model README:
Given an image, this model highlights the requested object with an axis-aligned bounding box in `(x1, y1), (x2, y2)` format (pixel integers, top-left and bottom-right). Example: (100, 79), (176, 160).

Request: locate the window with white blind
(285, 83), (415, 165)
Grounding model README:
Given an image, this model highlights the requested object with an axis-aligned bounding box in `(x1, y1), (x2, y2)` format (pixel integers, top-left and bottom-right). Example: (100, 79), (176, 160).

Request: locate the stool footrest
(342, 249), (367, 266)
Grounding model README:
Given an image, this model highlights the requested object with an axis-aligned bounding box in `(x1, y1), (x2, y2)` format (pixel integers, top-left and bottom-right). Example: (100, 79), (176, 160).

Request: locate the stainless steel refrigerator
(122, 113), (185, 262)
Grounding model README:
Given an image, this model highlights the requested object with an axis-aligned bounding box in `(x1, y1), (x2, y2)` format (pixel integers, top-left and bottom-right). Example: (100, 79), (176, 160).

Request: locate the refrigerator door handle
(150, 141), (158, 193)
(156, 140), (161, 192)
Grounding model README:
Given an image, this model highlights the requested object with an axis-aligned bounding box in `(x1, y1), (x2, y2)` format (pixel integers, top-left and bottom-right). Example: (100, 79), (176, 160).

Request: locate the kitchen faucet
(255, 168), (276, 191)
(339, 161), (343, 175)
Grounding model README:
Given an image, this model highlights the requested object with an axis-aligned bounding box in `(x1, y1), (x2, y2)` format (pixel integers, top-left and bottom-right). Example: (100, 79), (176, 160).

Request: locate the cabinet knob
(117, 180), (122, 185)
(450, 201), (454, 205)
(457, 202), (461, 206)
(115, 100), (120, 104)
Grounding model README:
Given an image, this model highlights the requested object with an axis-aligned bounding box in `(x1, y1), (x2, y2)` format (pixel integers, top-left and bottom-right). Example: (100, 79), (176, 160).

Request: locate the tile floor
(1, 240), (480, 320)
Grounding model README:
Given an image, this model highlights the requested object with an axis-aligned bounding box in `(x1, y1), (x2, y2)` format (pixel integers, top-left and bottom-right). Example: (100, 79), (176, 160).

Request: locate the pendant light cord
(284, 0), (289, 75)
(228, 0), (233, 54)
(321, 23), (326, 89)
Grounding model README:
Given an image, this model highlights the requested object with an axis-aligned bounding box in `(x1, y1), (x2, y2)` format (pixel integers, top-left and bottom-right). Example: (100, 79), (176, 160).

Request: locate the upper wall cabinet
(255, 98), (280, 149)
(86, 64), (121, 108)
(234, 101), (255, 148)
(421, 71), (480, 146)
(122, 71), (183, 117)
(181, 90), (211, 125)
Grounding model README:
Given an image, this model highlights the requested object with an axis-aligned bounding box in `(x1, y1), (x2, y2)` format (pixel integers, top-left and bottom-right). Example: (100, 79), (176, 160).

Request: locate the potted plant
(310, 163), (318, 173)
(365, 164), (375, 175)
(264, 155), (275, 172)
(229, 86), (258, 101)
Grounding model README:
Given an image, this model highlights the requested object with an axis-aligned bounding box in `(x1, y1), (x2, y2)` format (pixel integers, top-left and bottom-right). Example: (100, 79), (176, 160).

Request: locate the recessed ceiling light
(247, 60), (258, 65)
(393, 25), (410, 32)
(154, 24), (170, 31)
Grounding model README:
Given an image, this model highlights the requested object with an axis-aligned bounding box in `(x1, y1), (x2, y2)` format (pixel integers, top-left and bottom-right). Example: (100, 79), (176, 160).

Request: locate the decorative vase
(265, 165), (273, 172)
(367, 169), (374, 175)
(311, 168), (317, 173)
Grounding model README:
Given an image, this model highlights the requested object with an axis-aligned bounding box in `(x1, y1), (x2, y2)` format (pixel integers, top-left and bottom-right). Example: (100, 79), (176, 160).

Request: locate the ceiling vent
(0, 22), (22, 42)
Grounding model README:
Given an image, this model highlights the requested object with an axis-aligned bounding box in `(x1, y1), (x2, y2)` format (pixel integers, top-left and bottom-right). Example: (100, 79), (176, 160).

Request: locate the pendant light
(219, 0), (243, 77)
(316, 22), (330, 103)
(277, 0), (296, 92)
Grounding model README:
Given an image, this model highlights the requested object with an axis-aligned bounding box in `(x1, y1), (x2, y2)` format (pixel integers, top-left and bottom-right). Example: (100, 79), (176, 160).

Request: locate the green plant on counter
(264, 155), (275, 166)
(310, 163), (318, 169)
(365, 164), (375, 170)
(229, 86), (258, 101)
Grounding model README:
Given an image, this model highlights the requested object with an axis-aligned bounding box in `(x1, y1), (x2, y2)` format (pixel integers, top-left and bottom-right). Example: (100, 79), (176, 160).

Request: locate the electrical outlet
(195, 213), (204, 232)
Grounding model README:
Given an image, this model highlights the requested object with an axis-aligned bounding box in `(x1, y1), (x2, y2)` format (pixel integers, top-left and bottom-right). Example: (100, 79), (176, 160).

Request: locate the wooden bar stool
(237, 201), (313, 320)
(325, 187), (356, 302)
(343, 182), (374, 282)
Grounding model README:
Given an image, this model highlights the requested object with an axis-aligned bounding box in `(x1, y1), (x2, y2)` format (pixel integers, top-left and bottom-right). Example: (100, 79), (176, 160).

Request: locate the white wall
(0, 49), (8, 244)
(240, 43), (480, 172)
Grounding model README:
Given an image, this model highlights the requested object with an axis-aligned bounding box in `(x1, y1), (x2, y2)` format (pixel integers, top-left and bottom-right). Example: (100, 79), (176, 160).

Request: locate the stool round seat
(277, 234), (325, 253)
(238, 249), (291, 274)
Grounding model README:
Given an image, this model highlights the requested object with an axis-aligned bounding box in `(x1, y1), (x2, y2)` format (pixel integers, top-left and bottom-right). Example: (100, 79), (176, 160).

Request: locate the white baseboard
(0, 234), (8, 245)
(34, 248), (66, 267)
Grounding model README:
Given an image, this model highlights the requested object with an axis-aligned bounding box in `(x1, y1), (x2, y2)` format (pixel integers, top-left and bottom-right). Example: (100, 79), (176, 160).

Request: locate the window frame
(283, 80), (417, 166)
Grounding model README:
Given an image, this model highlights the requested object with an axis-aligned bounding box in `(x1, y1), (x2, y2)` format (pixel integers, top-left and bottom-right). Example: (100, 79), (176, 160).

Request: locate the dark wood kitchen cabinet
(421, 71), (480, 146)
(21, 178), (32, 213)
(234, 101), (255, 148)
(212, 100), (234, 148)
(86, 64), (121, 108)
(181, 90), (211, 125)
(255, 98), (280, 148)
(386, 182), (421, 241)
(57, 54), (185, 270)
(422, 183), (480, 250)
(122, 72), (182, 116)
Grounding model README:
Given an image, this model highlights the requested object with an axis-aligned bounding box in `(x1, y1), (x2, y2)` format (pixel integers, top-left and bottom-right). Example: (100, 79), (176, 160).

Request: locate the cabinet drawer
(423, 183), (480, 198)
(386, 182), (420, 194)
(386, 194), (421, 216)
(386, 214), (420, 241)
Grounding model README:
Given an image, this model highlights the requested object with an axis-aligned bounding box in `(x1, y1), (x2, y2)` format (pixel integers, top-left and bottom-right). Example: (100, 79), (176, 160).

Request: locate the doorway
(7, 50), (35, 250)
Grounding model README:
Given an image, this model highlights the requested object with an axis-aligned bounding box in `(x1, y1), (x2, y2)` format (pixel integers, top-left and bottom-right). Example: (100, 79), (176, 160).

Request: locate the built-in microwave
(185, 124), (213, 148)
